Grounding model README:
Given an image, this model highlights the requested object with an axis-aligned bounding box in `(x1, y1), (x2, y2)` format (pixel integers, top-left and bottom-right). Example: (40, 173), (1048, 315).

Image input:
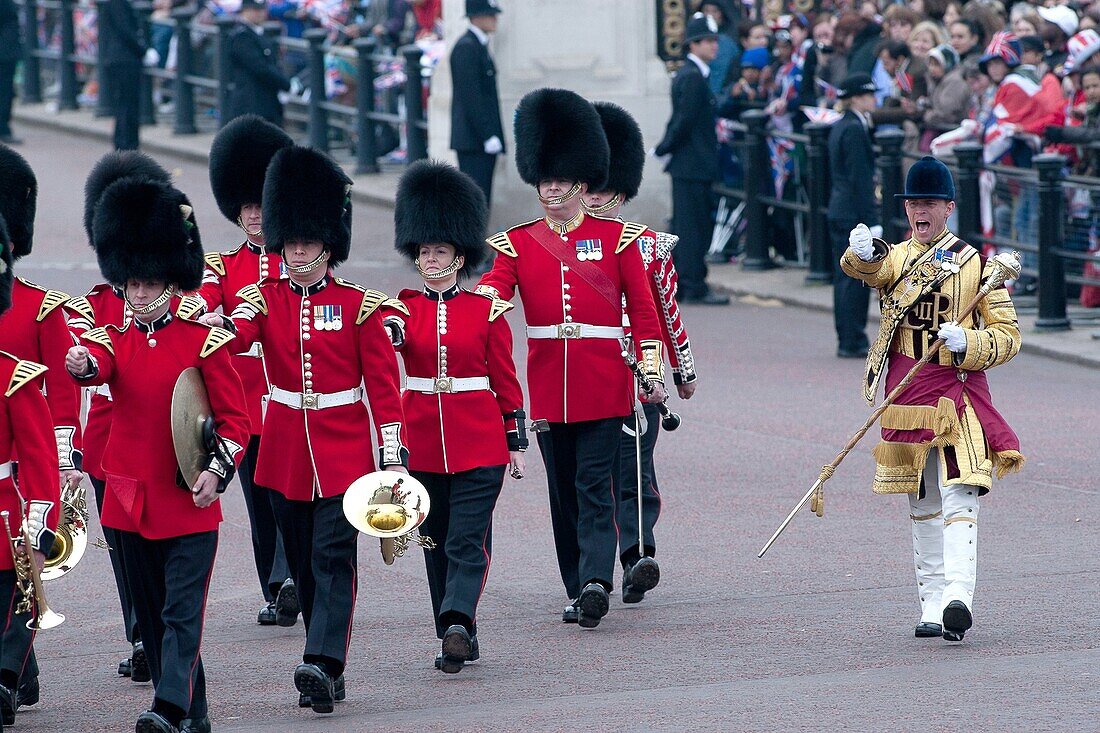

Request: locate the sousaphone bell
(342, 471), (435, 565)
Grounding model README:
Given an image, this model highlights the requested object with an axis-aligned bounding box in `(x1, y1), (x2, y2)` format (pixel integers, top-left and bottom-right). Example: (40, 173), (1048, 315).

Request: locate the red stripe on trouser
(186, 534), (219, 703)
(343, 557), (358, 659)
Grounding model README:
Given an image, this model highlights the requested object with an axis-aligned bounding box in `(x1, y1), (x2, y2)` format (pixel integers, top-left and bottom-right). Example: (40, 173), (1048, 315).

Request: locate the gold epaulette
(35, 288), (70, 322)
(4, 357), (47, 398)
(384, 297), (410, 316)
(486, 231), (517, 258)
(488, 298), (513, 322)
(65, 295), (95, 323)
(235, 284), (268, 315)
(357, 290), (393, 324)
(616, 221), (648, 254)
(82, 327), (115, 355)
(175, 294), (206, 320)
(334, 277), (366, 293)
(200, 327), (235, 358)
(204, 252), (226, 277)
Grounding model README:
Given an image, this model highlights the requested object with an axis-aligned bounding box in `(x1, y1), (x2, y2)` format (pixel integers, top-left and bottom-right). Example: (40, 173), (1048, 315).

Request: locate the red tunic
(65, 286), (206, 481)
(0, 354), (60, 570)
(0, 278), (82, 471)
(476, 215), (663, 423)
(635, 227), (697, 386)
(199, 242), (285, 435)
(74, 317), (249, 540)
(385, 286), (524, 474)
(229, 274), (407, 500)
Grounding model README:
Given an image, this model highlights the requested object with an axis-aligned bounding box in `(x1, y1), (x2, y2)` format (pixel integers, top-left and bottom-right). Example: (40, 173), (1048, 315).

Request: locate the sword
(757, 251), (1021, 559)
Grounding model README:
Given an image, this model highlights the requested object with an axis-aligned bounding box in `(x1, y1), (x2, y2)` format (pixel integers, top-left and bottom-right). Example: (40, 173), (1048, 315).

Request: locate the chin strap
(285, 250), (330, 275)
(538, 182), (582, 207)
(126, 285), (174, 316)
(416, 258), (462, 281)
(237, 216), (262, 237)
(583, 193), (621, 216)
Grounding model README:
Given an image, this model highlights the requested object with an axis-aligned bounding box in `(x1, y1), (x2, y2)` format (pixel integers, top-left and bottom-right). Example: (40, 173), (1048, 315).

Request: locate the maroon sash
(526, 223), (621, 311)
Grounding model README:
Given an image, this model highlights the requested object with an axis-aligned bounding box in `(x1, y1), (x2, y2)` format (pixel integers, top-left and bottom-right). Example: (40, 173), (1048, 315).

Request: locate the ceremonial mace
(621, 348), (681, 431)
(757, 251), (1021, 559)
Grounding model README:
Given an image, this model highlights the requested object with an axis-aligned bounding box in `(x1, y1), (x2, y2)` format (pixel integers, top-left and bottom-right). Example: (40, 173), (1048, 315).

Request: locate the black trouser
(537, 417), (624, 599)
(270, 492), (357, 678)
(107, 62), (141, 150)
(118, 530), (217, 723)
(92, 475), (139, 644)
(671, 177), (714, 299)
(0, 569), (34, 691)
(456, 151), (497, 207)
(616, 403), (662, 568)
(829, 220), (871, 353)
(413, 465), (505, 639)
(0, 60), (15, 137)
(238, 436), (290, 602)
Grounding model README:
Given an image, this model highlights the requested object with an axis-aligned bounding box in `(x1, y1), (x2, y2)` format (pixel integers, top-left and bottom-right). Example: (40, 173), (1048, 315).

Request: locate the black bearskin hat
(514, 88), (609, 191)
(262, 146), (353, 264)
(0, 145), (37, 259)
(209, 115), (293, 223)
(93, 178), (204, 291)
(394, 160), (487, 273)
(0, 217), (13, 317)
(592, 102), (645, 201)
(84, 151), (171, 247)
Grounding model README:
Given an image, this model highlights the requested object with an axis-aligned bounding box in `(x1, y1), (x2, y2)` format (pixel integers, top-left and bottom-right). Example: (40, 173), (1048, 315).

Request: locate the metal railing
(16, 0), (428, 172)
(718, 111), (1100, 330)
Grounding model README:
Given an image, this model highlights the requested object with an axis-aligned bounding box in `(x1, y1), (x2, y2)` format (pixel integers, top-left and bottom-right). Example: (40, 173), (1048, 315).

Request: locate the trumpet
(343, 471), (435, 565)
(1, 510), (64, 630)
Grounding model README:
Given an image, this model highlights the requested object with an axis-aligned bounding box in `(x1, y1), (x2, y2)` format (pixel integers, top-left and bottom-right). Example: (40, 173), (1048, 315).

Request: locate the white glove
(483, 135), (503, 155)
(848, 223), (876, 261)
(143, 48), (160, 67)
(289, 77), (305, 96)
(938, 321), (968, 353)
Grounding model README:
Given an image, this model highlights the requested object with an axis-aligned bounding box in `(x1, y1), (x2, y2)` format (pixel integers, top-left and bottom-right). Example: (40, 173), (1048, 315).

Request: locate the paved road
(10, 127), (1100, 732)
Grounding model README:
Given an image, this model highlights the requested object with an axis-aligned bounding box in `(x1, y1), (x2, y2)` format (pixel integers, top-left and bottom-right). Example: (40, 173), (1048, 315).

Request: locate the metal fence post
(740, 109), (772, 271)
(57, 0), (79, 110)
(1034, 153), (1071, 331)
(354, 38), (379, 174)
(875, 128), (905, 243)
(953, 142), (983, 246)
(135, 1), (155, 125)
(305, 28), (329, 151)
(171, 7), (197, 134)
(215, 16), (236, 129)
(21, 0), (42, 103)
(401, 44), (427, 163)
(804, 122), (832, 284)
(94, 0), (112, 116)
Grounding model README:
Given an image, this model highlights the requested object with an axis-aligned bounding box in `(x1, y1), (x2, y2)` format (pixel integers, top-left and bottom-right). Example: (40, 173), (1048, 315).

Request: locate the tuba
(342, 471), (435, 565)
(1, 509), (64, 630)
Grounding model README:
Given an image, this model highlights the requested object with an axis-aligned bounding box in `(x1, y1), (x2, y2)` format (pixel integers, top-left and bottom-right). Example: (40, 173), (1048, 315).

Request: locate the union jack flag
(767, 136), (796, 199)
(983, 31), (1021, 67)
(816, 78), (838, 103)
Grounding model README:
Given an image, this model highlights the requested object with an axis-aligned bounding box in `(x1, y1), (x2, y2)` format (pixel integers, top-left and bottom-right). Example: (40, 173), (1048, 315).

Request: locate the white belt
(526, 323), (625, 340)
(237, 342), (263, 358)
(0, 462), (10, 480)
(405, 376), (490, 394)
(269, 386), (363, 410)
(92, 384), (112, 399)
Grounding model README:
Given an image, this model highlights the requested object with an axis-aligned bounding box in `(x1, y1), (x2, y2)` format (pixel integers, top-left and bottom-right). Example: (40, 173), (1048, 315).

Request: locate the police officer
(449, 0), (505, 207)
(225, 0), (291, 126)
(0, 222), (60, 733)
(654, 12), (729, 305)
(210, 145), (407, 715)
(582, 102), (699, 605)
(387, 160), (526, 672)
(99, 0), (151, 150)
(476, 89), (666, 629)
(0, 145), (82, 712)
(828, 72), (880, 358)
(202, 115), (297, 628)
(67, 175), (249, 733)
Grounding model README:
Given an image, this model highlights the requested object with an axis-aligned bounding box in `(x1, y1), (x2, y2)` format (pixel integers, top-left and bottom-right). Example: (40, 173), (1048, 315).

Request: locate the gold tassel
(871, 441), (929, 470)
(993, 450), (1026, 479)
(880, 397), (960, 443)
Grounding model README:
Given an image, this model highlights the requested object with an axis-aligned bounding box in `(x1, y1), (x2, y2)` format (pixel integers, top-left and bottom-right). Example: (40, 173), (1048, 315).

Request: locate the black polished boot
(562, 599), (579, 623)
(622, 557), (660, 604)
(294, 663), (335, 714)
(942, 601), (973, 642)
(298, 674), (345, 708)
(577, 583), (610, 628)
(135, 711), (179, 733)
(439, 625), (472, 674)
(275, 578), (300, 627)
(257, 601), (277, 626)
(131, 642), (152, 683)
(914, 622), (942, 638)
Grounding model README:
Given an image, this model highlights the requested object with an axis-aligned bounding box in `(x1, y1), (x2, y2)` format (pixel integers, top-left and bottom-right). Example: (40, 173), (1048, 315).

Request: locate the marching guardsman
(581, 102), (698, 605)
(206, 145), (407, 715)
(475, 89), (666, 629)
(0, 144), (81, 712)
(385, 160), (527, 673)
(0, 221), (60, 733)
(202, 114), (298, 628)
(840, 156), (1023, 642)
(66, 176), (249, 733)
(67, 151), (206, 684)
